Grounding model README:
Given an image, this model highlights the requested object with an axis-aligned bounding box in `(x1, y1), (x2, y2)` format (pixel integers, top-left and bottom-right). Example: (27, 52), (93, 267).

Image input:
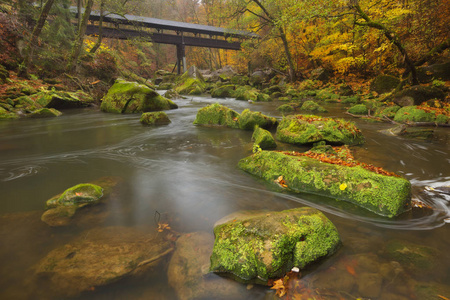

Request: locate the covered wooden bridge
(71, 7), (257, 74)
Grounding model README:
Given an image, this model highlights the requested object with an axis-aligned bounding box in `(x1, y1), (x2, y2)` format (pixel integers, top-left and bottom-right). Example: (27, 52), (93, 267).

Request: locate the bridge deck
(71, 7), (258, 39)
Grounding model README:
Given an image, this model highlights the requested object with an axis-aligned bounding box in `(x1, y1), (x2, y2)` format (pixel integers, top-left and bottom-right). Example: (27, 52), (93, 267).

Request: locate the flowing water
(0, 94), (449, 299)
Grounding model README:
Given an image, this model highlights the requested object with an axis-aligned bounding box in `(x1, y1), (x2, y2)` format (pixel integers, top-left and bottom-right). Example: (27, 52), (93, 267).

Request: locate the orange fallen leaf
(270, 278), (287, 297)
(346, 265), (356, 276)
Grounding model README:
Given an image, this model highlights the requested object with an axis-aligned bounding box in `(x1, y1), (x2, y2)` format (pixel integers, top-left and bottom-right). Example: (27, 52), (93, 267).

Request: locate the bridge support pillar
(176, 44), (186, 75)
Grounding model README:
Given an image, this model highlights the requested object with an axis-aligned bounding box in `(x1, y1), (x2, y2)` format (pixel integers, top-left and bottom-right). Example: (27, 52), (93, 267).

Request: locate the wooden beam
(86, 25), (242, 50)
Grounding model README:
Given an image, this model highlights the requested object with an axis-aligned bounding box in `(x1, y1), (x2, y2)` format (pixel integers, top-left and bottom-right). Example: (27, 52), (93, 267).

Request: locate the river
(0, 94), (449, 299)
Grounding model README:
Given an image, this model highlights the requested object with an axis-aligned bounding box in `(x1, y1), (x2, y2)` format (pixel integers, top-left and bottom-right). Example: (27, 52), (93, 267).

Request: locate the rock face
(210, 207), (341, 283)
(238, 151), (411, 217)
(252, 126), (277, 150)
(101, 79), (178, 113)
(168, 232), (245, 300)
(370, 75), (400, 94)
(140, 111), (171, 125)
(392, 85), (445, 107)
(33, 226), (174, 298)
(276, 115), (364, 145)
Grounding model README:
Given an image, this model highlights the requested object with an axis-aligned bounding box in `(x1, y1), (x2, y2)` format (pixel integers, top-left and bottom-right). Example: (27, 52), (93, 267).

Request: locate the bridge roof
(70, 7), (258, 39)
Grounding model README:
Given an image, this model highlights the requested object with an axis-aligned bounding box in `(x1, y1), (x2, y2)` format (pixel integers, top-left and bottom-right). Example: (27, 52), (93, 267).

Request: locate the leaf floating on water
(438, 295), (450, 300)
(270, 278), (287, 297)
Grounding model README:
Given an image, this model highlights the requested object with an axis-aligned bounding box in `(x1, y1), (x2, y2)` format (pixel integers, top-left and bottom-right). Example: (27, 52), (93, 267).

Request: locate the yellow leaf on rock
(340, 183), (347, 190)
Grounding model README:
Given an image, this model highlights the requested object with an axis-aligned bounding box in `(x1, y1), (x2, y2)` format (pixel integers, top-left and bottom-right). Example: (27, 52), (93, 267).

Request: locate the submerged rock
(140, 111), (171, 125)
(276, 115), (364, 145)
(210, 207), (341, 283)
(168, 232), (245, 300)
(101, 79), (178, 113)
(41, 177), (120, 227)
(33, 226), (174, 298)
(252, 126), (277, 150)
(238, 151), (411, 217)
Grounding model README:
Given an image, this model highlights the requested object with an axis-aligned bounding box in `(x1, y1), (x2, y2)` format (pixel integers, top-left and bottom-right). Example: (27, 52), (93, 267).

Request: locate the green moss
(193, 103), (240, 128)
(252, 126), (277, 150)
(101, 80), (177, 113)
(211, 84), (236, 98)
(300, 100), (327, 112)
(233, 86), (259, 101)
(46, 183), (103, 209)
(276, 115), (364, 145)
(140, 111), (171, 125)
(347, 104), (368, 115)
(393, 106), (435, 123)
(175, 77), (206, 95)
(210, 207), (341, 283)
(238, 109), (278, 131)
(435, 114), (449, 124)
(238, 151), (411, 217)
(276, 104), (295, 113)
(256, 93), (271, 102)
(29, 108), (62, 118)
(374, 105), (401, 118)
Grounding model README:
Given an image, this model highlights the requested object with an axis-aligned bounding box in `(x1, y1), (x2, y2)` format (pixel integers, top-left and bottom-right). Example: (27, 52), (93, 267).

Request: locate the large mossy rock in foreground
(238, 151), (411, 217)
(101, 79), (178, 113)
(210, 207), (341, 283)
(277, 115), (364, 145)
(33, 227), (174, 298)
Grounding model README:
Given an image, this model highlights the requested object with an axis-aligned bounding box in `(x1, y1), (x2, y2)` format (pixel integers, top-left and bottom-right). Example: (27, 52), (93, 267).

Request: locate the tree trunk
(279, 28), (296, 82)
(350, 1), (419, 85)
(20, 0), (56, 76)
(77, 0), (82, 31)
(90, 0), (105, 53)
(67, 0), (94, 72)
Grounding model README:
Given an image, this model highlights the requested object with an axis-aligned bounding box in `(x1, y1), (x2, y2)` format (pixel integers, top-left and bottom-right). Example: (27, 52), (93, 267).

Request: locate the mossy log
(238, 151), (411, 217)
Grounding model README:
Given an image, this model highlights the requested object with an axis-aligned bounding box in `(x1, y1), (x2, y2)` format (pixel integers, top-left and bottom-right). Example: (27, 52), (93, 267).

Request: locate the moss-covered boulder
(0, 64), (9, 84)
(370, 75), (400, 94)
(374, 105), (401, 119)
(300, 100), (327, 112)
(211, 84), (236, 98)
(140, 111), (171, 125)
(193, 103), (240, 128)
(101, 80), (177, 113)
(277, 103), (296, 113)
(393, 85), (445, 107)
(35, 90), (94, 109)
(210, 207), (341, 283)
(28, 108), (62, 118)
(252, 126), (277, 150)
(238, 151), (411, 217)
(175, 66), (207, 95)
(42, 183), (103, 227)
(276, 115), (364, 145)
(233, 86), (259, 101)
(0, 106), (18, 119)
(168, 232), (244, 300)
(157, 82), (174, 90)
(393, 106), (436, 123)
(256, 93), (271, 102)
(347, 104), (368, 115)
(33, 226), (174, 298)
(238, 109), (278, 130)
